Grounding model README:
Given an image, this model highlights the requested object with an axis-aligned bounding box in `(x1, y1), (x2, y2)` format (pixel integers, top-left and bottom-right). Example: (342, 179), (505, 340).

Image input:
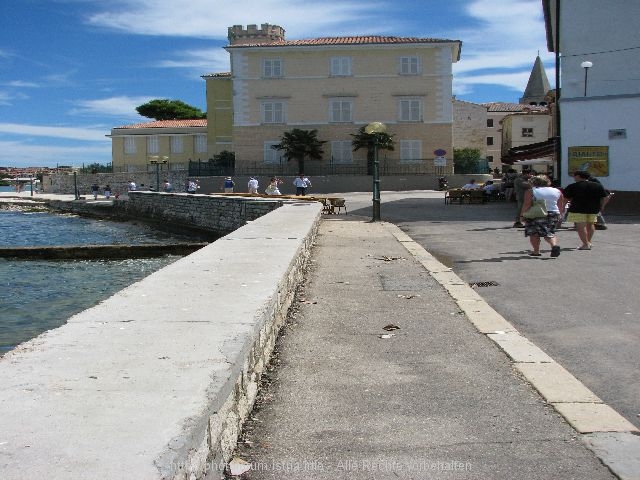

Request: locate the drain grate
(469, 280), (500, 288)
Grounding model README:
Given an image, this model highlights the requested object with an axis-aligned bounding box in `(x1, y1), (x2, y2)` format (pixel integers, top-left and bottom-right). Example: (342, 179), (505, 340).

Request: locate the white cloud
(456, 71), (533, 94)
(0, 92), (12, 106)
(0, 123), (110, 142)
(158, 48), (230, 72)
(444, 0), (555, 99)
(6, 80), (40, 88)
(86, 0), (378, 39)
(70, 96), (155, 118)
(460, 0), (549, 51)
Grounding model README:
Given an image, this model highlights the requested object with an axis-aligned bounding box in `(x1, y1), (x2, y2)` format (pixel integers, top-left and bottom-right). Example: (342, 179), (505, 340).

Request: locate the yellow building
(202, 72), (233, 157)
(222, 24), (461, 173)
(108, 119), (208, 173)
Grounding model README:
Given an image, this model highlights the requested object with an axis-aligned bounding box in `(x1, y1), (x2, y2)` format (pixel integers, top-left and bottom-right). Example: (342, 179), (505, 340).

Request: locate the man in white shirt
(461, 179), (480, 190)
(293, 174), (312, 196)
(248, 177), (259, 194)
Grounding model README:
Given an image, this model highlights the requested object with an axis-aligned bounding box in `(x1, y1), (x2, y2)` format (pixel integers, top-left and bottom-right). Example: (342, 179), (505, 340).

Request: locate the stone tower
(520, 55), (551, 105)
(227, 24), (285, 45)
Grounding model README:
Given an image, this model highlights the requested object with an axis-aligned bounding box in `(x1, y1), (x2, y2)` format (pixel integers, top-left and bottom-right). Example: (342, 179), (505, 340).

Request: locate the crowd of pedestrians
(509, 169), (612, 257)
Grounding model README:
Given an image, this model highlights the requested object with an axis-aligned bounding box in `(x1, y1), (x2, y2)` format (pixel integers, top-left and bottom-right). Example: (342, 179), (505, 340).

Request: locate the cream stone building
(216, 24), (461, 173)
(484, 103), (549, 169)
(500, 112), (552, 159)
(109, 120), (208, 173)
(452, 99), (488, 156)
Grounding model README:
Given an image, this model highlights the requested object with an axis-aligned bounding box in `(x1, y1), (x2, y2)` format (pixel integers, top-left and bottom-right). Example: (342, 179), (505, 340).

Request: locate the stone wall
(125, 192), (283, 235)
(47, 192), (285, 236)
(0, 200), (323, 479)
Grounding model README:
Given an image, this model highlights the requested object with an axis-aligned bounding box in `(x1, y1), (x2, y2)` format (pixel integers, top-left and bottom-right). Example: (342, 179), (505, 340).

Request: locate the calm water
(0, 205), (208, 354)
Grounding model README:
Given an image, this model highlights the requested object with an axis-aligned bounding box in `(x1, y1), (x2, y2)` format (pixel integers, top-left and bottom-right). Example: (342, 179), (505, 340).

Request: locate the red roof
(114, 119), (207, 129)
(227, 35), (459, 48)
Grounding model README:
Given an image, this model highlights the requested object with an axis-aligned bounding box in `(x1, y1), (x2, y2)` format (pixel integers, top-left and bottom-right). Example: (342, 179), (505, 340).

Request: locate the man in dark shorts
(562, 171), (608, 250)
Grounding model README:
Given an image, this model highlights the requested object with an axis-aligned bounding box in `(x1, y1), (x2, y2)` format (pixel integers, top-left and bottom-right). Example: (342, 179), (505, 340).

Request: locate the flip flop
(578, 246), (591, 250)
(529, 252), (542, 257)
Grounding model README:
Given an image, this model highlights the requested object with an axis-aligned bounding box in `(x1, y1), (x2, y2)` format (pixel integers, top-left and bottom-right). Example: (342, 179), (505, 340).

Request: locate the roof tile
(227, 35), (458, 48)
(114, 119), (207, 129)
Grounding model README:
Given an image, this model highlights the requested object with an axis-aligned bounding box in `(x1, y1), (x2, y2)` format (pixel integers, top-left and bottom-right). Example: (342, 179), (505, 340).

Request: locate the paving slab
(582, 432), (640, 480)
(516, 362), (602, 404)
(487, 332), (555, 363)
(554, 403), (640, 434)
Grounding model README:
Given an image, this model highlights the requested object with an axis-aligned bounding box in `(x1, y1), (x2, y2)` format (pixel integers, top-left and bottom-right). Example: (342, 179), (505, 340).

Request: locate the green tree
(351, 126), (395, 175)
(272, 129), (326, 174)
(83, 162), (112, 174)
(211, 150), (235, 169)
(136, 99), (206, 120)
(453, 148), (482, 174)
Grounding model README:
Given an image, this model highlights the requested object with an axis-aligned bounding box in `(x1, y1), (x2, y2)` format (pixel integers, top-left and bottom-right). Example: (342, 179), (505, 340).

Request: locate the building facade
(108, 120), (208, 173)
(202, 73), (233, 157)
(544, 0), (640, 193)
(452, 99), (487, 157)
(223, 24), (461, 173)
(500, 112), (552, 158)
(483, 103), (549, 170)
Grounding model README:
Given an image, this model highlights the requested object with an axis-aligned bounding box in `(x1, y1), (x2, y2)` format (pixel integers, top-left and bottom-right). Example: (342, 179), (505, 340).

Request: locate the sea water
(0, 207), (209, 354)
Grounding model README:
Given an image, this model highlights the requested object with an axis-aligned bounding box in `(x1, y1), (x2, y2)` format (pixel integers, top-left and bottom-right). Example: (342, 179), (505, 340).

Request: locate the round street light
(580, 60), (593, 97)
(365, 122), (387, 221)
(149, 156), (169, 191)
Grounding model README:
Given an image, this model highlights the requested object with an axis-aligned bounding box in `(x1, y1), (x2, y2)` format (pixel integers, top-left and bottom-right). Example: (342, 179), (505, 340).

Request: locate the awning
(502, 137), (558, 164)
(514, 158), (553, 166)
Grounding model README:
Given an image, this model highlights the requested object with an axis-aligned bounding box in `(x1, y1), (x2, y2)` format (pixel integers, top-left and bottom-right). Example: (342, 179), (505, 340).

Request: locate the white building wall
(560, 0), (640, 99)
(561, 97), (640, 191)
(557, 0), (640, 191)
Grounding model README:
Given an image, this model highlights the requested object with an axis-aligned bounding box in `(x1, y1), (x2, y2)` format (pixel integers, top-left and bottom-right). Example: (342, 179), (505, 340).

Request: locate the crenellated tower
(227, 24), (286, 45)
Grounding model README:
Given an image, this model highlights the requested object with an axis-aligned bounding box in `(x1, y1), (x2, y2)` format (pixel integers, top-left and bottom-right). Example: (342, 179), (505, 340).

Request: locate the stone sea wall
(0, 197), (322, 479)
(47, 191), (285, 236)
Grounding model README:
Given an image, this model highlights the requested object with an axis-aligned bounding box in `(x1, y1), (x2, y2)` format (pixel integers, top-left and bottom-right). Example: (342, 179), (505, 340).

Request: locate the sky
(0, 0), (554, 168)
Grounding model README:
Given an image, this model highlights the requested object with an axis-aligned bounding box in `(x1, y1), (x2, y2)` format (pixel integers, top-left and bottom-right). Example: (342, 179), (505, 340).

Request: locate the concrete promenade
(1, 191), (639, 479)
(232, 212), (639, 479)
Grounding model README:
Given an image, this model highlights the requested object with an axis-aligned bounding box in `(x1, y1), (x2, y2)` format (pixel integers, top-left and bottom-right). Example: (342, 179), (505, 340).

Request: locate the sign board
(434, 149), (447, 157)
(567, 146), (609, 177)
(434, 156), (447, 167)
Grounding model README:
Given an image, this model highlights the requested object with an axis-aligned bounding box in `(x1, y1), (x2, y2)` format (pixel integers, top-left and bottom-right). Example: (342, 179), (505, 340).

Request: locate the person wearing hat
(223, 176), (235, 193)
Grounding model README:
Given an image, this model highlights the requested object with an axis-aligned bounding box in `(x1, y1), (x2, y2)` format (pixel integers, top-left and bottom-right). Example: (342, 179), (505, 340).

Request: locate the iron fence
(188, 159), (452, 177)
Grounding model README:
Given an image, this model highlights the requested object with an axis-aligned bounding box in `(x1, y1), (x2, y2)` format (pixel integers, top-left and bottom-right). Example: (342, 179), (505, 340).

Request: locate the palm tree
(351, 126), (395, 175)
(272, 129), (326, 174)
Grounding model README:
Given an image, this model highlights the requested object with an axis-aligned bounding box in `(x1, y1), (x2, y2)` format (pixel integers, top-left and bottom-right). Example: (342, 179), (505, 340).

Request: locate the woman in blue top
(521, 175), (564, 257)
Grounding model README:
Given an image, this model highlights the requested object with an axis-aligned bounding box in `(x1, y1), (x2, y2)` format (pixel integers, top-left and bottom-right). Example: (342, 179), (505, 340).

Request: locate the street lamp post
(580, 60), (593, 97)
(73, 171), (79, 200)
(149, 156), (168, 191)
(365, 122), (386, 221)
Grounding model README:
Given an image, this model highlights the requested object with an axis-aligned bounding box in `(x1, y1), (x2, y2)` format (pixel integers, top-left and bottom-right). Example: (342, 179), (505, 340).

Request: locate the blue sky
(0, 0), (554, 168)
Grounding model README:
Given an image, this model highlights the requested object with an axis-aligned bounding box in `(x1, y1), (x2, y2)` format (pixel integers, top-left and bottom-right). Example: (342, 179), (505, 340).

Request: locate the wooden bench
(445, 189), (464, 204)
(445, 189), (486, 204)
(466, 189), (486, 204)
